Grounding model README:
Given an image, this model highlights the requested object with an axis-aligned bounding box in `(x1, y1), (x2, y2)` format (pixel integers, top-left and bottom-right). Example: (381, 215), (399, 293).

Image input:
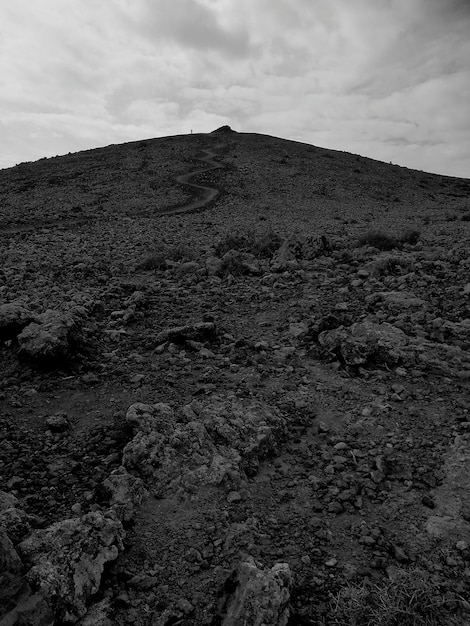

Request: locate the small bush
(358, 229), (420, 250)
(398, 229), (420, 245)
(358, 231), (399, 251)
(329, 568), (462, 626)
(214, 229), (282, 259)
(460, 212), (470, 222)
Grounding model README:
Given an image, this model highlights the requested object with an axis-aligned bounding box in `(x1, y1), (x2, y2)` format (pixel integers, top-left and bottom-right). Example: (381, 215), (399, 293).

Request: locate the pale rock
(318, 319), (409, 366)
(19, 511), (124, 624)
(45, 412), (70, 432)
(156, 321), (217, 345)
(100, 466), (148, 522)
(122, 396), (287, 496)
(17, 309), (84, 363)
(218, 557), (292, 626)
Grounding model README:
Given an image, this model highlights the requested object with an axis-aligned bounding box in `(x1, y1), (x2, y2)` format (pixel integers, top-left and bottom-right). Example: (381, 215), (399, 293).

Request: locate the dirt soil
(1, 126), (470, 625)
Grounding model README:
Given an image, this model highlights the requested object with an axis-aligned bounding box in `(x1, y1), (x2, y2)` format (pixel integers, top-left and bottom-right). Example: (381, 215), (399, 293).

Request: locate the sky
(1, 0), (469, 178)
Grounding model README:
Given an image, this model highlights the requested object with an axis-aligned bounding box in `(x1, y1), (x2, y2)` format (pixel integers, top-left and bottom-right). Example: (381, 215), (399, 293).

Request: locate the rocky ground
(1, 126), (470, 625)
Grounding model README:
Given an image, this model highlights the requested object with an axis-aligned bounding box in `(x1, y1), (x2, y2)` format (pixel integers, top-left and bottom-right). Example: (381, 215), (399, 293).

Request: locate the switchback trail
(161, 141), (225, 216)
(0, 137), (225, 236)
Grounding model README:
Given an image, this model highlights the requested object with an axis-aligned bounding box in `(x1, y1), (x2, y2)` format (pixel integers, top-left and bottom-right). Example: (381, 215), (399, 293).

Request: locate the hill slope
(0, 130), (470, 625)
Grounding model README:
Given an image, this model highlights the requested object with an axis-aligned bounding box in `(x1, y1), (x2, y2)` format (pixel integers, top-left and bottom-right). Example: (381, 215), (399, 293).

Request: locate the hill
(0, 129), (470, 625)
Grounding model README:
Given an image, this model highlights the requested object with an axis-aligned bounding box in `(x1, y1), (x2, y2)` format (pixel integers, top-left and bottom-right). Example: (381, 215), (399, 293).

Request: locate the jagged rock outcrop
(18, 511), (124, 624)
(17, 308), (86, 364)
(122, 396), (287, 496)
(217, 557), (293, 626)
(318, 317), (470, 378)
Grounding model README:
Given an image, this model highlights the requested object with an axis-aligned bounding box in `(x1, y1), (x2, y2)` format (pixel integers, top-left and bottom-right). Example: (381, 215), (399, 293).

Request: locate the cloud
(0, 0), (468, 177)
(135, 0), (251, 57)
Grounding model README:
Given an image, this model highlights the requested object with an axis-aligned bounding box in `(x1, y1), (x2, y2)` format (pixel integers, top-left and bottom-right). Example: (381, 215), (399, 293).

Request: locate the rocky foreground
(1, 130), (470, 625)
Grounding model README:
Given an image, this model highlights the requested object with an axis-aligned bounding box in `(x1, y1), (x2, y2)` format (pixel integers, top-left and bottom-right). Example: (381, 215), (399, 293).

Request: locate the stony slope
(0, 128), (470, 625)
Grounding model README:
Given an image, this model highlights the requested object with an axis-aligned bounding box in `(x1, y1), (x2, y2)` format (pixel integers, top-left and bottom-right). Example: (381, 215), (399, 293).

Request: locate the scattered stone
(45, 412), (70, 432)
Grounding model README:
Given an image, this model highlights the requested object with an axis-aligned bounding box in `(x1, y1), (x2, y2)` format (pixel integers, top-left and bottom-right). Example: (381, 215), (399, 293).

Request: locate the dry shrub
(329, 568), (463, 626)
(138, 243), (196, 270)
(214, 229), (282, 259)
(358, 229), (420, 250)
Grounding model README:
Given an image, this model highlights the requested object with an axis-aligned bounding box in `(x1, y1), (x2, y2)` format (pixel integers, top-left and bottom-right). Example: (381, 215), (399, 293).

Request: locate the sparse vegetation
(399, 228), (420, 245)
(358, 231), (399, 250)
(138, 243), (196, 270)
(358, 229), (420, 250)
(329, 568), (462, 626)
(214, 228), (282, 259)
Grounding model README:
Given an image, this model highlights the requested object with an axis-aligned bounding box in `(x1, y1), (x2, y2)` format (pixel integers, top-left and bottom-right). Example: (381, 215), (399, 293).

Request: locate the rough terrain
(1, 126), (470, 625)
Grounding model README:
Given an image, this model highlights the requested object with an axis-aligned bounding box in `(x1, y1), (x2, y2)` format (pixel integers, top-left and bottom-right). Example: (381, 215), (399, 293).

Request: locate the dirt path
(161, 141), (225, 215)
(0, 137), (225, 236)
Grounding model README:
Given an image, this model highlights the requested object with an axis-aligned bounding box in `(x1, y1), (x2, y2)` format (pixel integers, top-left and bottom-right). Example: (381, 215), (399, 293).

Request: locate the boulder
(217, 557), (293, 626)
(0, 302), (35, 342)
(17, 309), (84, 364)
(18, 511), (124, 624)
(318, 319), (409, 367)
(122, 396), (287, 496)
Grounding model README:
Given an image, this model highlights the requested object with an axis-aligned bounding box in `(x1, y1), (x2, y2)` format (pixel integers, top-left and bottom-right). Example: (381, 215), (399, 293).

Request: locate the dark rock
(0, 302), (35, 342)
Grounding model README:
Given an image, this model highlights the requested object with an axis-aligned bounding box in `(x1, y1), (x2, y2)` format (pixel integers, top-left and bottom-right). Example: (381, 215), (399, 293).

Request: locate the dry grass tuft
(214, 229), (283, 259)
(329, 568), (463, 626)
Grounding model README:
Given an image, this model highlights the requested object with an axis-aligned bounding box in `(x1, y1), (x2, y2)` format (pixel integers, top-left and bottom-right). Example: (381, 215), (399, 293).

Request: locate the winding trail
(162, 141), (225, 216)
(0, 137), (225, 236)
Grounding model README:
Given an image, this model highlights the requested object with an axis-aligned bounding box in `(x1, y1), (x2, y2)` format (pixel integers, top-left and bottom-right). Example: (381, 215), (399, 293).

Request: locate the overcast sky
(1, 0), (469, 177)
